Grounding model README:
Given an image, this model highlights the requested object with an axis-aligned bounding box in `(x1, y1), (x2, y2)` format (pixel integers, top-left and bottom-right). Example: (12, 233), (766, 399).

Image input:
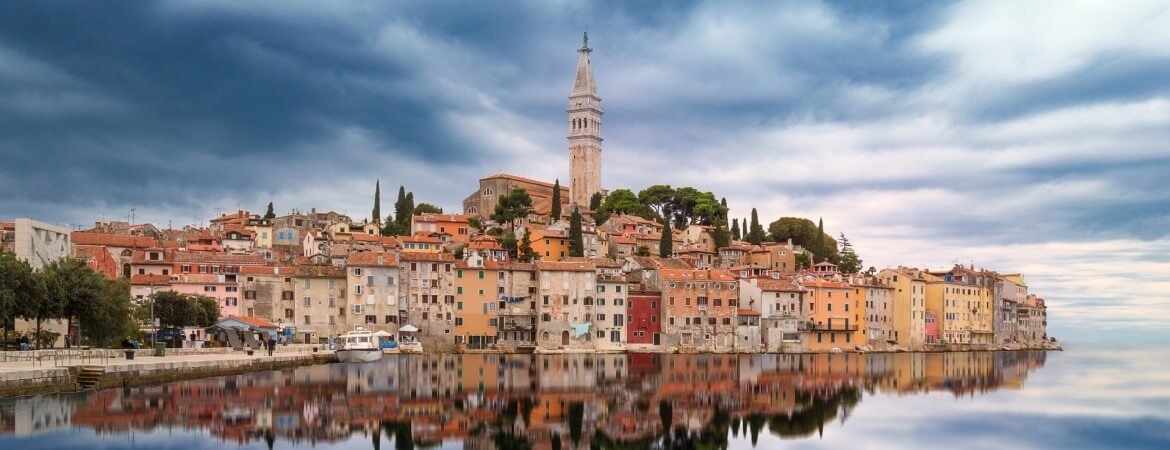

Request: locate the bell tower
(568, 32), (602, 210)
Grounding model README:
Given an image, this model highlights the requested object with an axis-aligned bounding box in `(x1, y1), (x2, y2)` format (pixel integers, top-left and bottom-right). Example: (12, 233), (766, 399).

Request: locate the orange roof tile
(536, 261), (596, 272)
(223, 315), (279, 329)
(751, 278), (803, 292)
(399, 252), (456, 262)
(71, 232), (159, 248)
(480, 173), (570, 191)
(347, 252), (398, 267)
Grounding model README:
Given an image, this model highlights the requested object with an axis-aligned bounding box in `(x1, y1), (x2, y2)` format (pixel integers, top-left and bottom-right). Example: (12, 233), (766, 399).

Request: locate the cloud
(0, 0), (1167, 342)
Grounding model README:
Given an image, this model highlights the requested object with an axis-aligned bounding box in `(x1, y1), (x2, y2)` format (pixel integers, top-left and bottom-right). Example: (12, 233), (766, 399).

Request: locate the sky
(1, 0), (1168, 344)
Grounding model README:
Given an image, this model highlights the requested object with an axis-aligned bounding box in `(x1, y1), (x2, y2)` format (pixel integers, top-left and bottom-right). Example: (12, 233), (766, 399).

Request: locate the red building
(627, 290), (662, 345)
(925, 310), (939, 344)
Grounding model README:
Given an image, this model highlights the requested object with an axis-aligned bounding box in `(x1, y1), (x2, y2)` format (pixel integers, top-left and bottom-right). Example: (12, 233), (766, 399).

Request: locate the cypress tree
(372, 180), (381, 225)
(394, 186), (408, 232)
(402, 192), (414, 232)
(590, 192), (603, 211)
(519, 230), (537, 262)
(815, 217), (826, 262)
(264, 202), (275, 219)
(659, 219), (673, 257)
(551, 179), (562, 221)
(749, 208), (763, 245)
(568, 208), (584, 257)
(731, 218), (741, 241)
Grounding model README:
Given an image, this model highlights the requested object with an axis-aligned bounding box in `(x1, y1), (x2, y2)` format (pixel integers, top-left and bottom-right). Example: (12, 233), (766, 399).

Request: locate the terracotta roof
(591, 258), (622, 268)
(351, 232), (382, 242)
(381, 236), (400, 247)
(611, 235), (635, 245)
(130, 249), (173, 264)
(627, 256), (692, 270)
(480, 173), (570, 191)
(130, 274), (172, 286)
(294, 264), (346, 278)
(799, 278), (851, 290)
(173, 251), (265, 265)
(71, 232), (158, 248)
(537, 260), (596, 272)
(222, 315), (278, 329)
(737, 309), (761, 316)
(347, 252), (398, 267)
(413, 213), (470, 223)
(483, 261), (536, 271)
(468, 236), (502, 250)
(751, 278), (803, 292)
(660, 268), (735, 282)
(399, 252), (456, 262)
(530, 227), (567, 239)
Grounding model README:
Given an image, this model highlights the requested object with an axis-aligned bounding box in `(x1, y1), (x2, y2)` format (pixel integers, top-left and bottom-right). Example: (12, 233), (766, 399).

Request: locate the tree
(815, 218), (826, 262)
(44, 258), (105, 347)
(193, 295), (220, 327)
(731, 219), (741, 241)
(152, 291), (196, 330)
(769, 216), (838, 262)
(597, 189), (652, 220)
(492, 189), (534, 231)
(0, 253), (41, 342)
(372, 180), (381, 224)
(795, 253), (811, 271)
(550, 433), (562, 450)
(748, 209), (765, 245)
(590, 192), (603, 211)
(264, 202), (275, 220)
(518, 230), (537, 263)
(638, 185), (674, 220)
(636, 246), (651, 257)
(16, 267), (56, 348)
(713, 220), (730, 249)
(568, 208), (584, 257)
(836, 233), (862, 274)
(413, 203), (443, 215)
(82, 278), (133, 348)
(500, 232), (519, 259)
(659, 219), (673, 257)
(551, 179), (563, 221)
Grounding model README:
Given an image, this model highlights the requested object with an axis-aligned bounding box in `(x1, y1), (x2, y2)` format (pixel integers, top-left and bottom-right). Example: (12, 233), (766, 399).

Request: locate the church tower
(568, 32), (602, 211)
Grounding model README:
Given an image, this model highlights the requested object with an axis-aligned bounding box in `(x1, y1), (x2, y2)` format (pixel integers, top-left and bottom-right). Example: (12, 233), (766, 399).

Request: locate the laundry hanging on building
(570, 322), (591, 337)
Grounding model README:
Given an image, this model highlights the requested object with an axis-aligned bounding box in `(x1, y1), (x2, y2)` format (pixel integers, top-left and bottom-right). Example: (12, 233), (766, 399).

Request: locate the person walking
(267, 335), (277, 356)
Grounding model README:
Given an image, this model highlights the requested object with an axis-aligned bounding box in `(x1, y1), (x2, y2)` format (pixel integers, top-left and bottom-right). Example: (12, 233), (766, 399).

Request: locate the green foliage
(590, 192), (603, 211)
(0, 253), (41, 337)
(636, 245), (651, 257)
(392, 185), (414, 235)
(638, 185), (674, 219)
(748, 209), (765, 245)
(836, 233), (863, 273)
(551, 179), (562, 220)
(264, 202), (275, 220)
(492, 189), (534, 231)
(636, 185), (729, 228)
(469, 218), (483, 231)
(731, 218), (741, 241)
(194, 296), (221, 327)
(44, 258), (105, 347)
(815, 218), (825, 262)
(568, 209), (584, 257)
(414, 203), (443, 215)
(373, 180), (381, 224)
(81, 278), (133, 347)
(659, 219), (673, 257)
(768, 217), (838, 262)
(596, 189), (652, 220)
(500, 233), (519, 259)
(519, 231), (537, 263)
(33, 330), (60, 349)
(152, 291), (197, 330)
(713, 221), (730, 249)
(795, 253), (811, 271)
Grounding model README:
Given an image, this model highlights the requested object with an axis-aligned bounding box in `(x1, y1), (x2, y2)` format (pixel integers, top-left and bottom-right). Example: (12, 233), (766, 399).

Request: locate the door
(561, 331), (570, 346)
(653, 333), (661, 345)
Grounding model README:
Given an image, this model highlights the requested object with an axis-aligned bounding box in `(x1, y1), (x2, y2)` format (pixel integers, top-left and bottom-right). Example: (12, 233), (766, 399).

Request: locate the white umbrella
(398, 324), (419, 333)
(372, 330), (393, 337)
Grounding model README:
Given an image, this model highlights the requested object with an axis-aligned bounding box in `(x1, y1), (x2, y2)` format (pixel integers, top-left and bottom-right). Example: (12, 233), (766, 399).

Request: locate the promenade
(0, 345), (328, 398)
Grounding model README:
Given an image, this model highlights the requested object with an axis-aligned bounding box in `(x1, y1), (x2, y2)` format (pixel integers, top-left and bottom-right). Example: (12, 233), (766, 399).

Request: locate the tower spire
(567, 33), (603, 210)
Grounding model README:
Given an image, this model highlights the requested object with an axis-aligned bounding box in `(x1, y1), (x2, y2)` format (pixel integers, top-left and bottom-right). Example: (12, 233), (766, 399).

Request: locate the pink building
(171, 273), (242, 318)
(924, 311), (939, 344)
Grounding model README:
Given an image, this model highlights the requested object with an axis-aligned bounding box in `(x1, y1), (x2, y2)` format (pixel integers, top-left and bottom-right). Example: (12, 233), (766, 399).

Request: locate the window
(303, 297), (311, 306)
(245, 290), (257, 300)
(455, 317), (463, 326)
(616, 285), (622, 292)
(597, 285), (606, 292)
(282, 290), (294, 300)
(353, 268), (362, 276)
(614, 315), (625, 326)
(304, 315), (311, 325)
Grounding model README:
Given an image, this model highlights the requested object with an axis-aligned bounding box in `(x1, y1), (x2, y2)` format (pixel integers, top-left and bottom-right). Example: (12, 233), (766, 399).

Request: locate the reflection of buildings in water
(1, 351), (1051, 448)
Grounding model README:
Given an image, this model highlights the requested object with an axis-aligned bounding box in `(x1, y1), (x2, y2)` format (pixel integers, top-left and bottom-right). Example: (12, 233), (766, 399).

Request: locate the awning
(372, 330), (393, 337)
(398, 324), (419, 333)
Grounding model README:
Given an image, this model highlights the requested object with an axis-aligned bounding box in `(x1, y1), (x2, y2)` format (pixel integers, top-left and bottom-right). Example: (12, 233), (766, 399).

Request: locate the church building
(463, 33), (604, 219)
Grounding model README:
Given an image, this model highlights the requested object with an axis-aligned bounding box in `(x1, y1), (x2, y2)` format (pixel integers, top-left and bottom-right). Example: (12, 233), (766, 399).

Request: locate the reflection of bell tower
(568, 32), (602, 210)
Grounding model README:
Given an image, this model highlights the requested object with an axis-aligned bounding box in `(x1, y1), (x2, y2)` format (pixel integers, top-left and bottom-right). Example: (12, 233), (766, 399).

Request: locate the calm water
(2, 348), (1168, 449)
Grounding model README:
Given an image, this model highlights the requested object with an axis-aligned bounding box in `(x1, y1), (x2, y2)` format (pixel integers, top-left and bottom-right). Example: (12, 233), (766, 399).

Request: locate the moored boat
(336, 327), (383, 363)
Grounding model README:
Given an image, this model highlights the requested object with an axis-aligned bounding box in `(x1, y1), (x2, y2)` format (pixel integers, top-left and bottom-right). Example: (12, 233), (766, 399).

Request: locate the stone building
(293, 263), (347, 344)
(567, 32), (603, 210)
(739, 277), (805, 353)
(492, 261), (540, 351)
(592, 274), (629, 351)
(535, 260), (597, 350)
(879, 267), (928, 348)
(659, 268), (739, 352)
(239, 266), (296, 326)
(462, 173), (569, 220)
(345, 252), (401, 336)
(399, 252), (458, 351)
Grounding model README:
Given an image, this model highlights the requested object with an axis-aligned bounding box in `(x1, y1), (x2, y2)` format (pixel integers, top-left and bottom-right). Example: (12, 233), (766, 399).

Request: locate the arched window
(542, 331), (550, 341)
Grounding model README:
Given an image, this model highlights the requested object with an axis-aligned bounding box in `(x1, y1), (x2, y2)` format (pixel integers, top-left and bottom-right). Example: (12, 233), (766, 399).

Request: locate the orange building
(454, 255), (501, 349)
(800, 278), (864, 351)
(412, 213), (472, 243)
(528, 227), (569, 261)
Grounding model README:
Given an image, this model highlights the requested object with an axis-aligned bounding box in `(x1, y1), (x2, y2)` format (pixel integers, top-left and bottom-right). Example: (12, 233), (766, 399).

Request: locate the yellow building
(879, 268), (927, 348)
(800, 278), (865, 351)
(454, 254), (500, 349)
(400, 233), (444, 253)
(923, 271), (987, 345)
(528, 227), (569, 261)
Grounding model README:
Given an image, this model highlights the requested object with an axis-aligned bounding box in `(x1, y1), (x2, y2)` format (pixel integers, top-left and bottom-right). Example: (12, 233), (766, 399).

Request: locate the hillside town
(0, 36), (1052, 354)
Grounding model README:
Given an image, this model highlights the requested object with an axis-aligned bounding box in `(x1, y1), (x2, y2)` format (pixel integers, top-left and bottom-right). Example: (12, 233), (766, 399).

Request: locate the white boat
(336, 328), (384, 363)
(398, 324), (424, 354)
